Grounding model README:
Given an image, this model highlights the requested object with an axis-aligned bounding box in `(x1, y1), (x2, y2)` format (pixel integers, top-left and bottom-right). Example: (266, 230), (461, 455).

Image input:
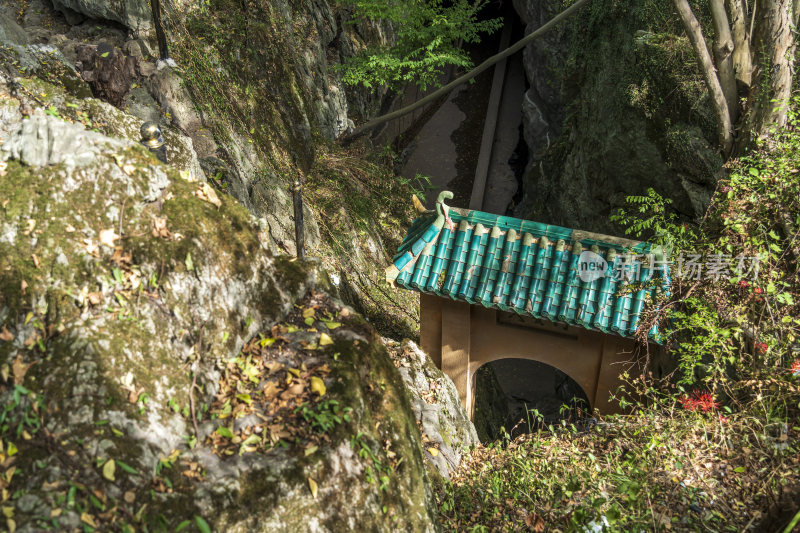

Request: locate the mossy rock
(0, 110), (437, 531)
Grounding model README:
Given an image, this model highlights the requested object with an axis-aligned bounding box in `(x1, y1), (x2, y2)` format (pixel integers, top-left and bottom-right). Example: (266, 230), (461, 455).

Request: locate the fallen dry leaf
(80, 512), (97, 528)
(23, 219), (35, 236)
(525, 512), (545, 532)
(99, 229), (119, 247)
(87, 292), (103, 306)
(307, 477), (318, 498)
(84, 239), (99, 257)
(31, 254), (39, 268)
(151, 216), (171, 239)
(0, 327), (12, 342)
(12, 355), (29, 385)
(195, 183), (222, 208)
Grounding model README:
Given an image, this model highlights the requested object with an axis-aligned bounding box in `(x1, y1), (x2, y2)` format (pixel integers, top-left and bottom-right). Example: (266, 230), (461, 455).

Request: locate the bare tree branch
(673, 0), (735, 155)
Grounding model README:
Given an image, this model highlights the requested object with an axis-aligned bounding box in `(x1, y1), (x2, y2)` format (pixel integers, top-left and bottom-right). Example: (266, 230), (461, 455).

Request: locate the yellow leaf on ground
(302, 308), (315, 319)
(310, 376), (326, 397)
(1, 506), (13, 518)
(23, 219), (35, 235)
(319, 333), (334, 346)
(308, 477), (318, 498)
(80, 512), (97, 528)
(102, 459), (116, 481)
(6, 518), (14, 533)
(428, 448), (439, 457)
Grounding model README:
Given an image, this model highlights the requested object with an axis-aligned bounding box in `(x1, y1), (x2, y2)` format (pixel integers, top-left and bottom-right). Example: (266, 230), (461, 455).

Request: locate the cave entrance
(473, 359), (591, 442)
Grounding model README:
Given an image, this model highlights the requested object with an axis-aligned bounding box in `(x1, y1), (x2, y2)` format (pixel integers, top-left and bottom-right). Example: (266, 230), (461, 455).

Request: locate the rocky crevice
(512, 0), (723, 234)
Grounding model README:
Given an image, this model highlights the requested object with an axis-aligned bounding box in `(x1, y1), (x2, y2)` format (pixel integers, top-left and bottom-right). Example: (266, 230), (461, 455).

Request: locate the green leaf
(185, 253), (194, 271)
(100, 51), (110, 58)
(236, 393), (252, 405)
(115, 459), (138, 475)
(734, 466), (746, 473)
(242, 434), (261, 446)
(175, 520), (192, 532)
(323, 321), (341, 330)
(216, 426), (234, 439)
(304, 317), (315, 326)
(194, 516), (211, 533)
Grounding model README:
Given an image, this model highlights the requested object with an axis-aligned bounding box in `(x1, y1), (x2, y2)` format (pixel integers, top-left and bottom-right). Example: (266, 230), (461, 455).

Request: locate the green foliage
(339, 0), (502, 90)
(611, 100), (800, 388)
(437, 400), (800, 531)
(295, 399), (352, 434)
(668, 297), (741, 385)
(610, 187), (698, 255)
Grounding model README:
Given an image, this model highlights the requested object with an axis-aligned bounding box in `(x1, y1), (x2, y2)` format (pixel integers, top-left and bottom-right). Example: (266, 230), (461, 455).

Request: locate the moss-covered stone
(0, 95), (437, 530)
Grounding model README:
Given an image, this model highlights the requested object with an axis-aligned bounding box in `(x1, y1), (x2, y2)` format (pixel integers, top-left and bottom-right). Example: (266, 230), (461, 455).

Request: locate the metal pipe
(293, 180), (305, 259)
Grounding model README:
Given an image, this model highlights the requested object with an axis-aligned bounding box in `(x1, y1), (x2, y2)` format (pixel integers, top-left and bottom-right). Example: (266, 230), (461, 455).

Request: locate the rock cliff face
(385, 340), (479, 480)
(0, 3), (444, 531)
(0, 0), (391, 255)
(0, 89), (438, 533)
(512, 0), (722, 234)
(0, 0), (415, 341)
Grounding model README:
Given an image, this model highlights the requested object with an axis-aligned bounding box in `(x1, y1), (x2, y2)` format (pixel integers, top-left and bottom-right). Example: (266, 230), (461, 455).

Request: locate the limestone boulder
(51, 0), (152, 33)
(385, 339), (479, 479)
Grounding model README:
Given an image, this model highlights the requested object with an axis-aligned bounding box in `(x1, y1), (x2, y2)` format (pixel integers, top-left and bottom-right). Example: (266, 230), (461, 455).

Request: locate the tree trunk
(726, 0), (752, 87)
(673, 0), (735, 155)
(738, 0), (795, 150)
(710, 0), (739, 122)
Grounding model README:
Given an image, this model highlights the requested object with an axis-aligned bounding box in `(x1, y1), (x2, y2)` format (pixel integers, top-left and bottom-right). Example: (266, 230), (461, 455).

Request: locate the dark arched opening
(473, 359), (591, 442)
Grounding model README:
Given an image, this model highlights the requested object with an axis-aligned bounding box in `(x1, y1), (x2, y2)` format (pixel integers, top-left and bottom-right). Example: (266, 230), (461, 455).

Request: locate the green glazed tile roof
(386, 192), (670, 342)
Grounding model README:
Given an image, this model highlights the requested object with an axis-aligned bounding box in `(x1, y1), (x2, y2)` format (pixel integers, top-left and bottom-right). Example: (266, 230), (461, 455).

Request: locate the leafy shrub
(339, 0), (502, 90)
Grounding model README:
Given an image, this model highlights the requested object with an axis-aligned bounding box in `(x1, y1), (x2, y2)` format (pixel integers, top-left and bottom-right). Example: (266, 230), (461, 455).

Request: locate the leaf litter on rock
(205, 291), (348, 457)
